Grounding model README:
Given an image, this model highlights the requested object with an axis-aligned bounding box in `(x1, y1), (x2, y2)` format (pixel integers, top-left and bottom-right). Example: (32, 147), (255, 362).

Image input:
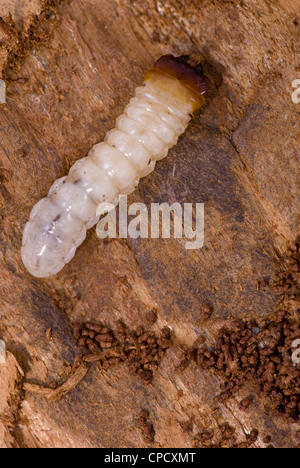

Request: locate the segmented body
(21, 55), (209, 278)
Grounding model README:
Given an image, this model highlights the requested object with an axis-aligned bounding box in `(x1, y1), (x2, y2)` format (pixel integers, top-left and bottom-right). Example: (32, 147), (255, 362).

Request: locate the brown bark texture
(0, 0), (299, 448)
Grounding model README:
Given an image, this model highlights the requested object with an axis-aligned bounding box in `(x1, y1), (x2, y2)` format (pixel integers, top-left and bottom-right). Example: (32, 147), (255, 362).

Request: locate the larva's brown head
(144, 54), (210, 111)
(153, 55), (210, 97)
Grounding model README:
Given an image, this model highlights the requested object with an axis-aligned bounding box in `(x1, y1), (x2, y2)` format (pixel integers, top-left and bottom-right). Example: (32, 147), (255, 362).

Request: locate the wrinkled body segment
(21, 55), (209, 277)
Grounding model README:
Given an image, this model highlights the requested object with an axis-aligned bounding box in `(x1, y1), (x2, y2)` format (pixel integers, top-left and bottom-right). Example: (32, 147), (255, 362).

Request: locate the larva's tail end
(153, 54), (210, 97)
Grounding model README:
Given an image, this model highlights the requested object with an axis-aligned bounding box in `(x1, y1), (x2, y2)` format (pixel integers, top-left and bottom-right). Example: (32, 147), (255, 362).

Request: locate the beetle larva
(21, 55), (210, 277)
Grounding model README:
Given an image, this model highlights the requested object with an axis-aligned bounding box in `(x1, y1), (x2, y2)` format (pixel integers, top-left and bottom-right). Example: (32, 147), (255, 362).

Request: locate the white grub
(21, 57), (207, 278)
